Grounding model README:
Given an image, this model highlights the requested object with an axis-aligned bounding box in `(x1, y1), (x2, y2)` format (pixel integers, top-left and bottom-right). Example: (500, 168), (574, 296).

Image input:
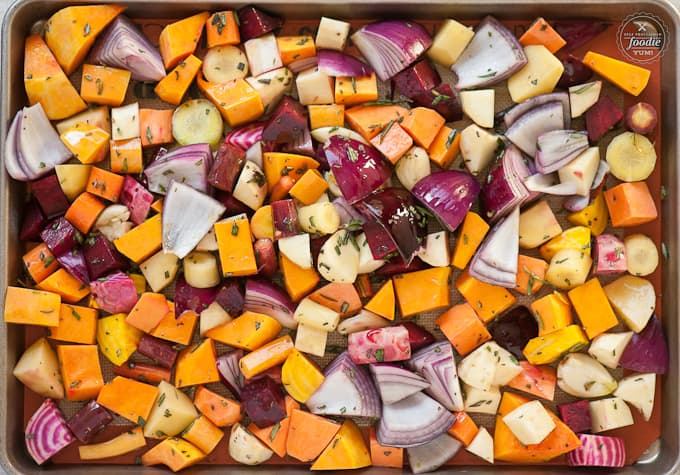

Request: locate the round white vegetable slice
(183, 251), (221, 289)
(172, 99), (224, 149)
(202, 45), (249, 83)
(228, 423), (273, 465)
(605, 131), (656, 182)
(624, 233), (659, 276)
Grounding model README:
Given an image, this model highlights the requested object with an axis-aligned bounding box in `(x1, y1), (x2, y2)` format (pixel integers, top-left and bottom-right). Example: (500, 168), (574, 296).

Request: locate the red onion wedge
(351, 21), (432, 81)
(307, 351), (381, 418)
(25, 399), (75, 465)
(8, 104), (72, 181)
(377, 392), (455, 448)
(505, 101), (565, 157)
(412, 171), (480, 232)
(407, 341), (464, 411)
(525, 173), (579, 196)
(217, 349), (244, 399)
(407, 433), (463, 474)
(535, 130), (589, 174)
(470, 205), (519, 288)
(288, 55), (318, 74)
(620, 314), (668, 374)
(162, 181), (226, 259)
(502, 92), (571, 129)
(451, 16), (527, 90)
(567, 434), (625, 467)
(90, 16), (165, 82)
(323, 135), (391, 204)
(243, 278), (297, 329)
(369, 364), (430, 404)
(144, 143), (213, 195)
(225, 122), (265, 151)
(481, 145), (535, 222)
(317, 49), (373, 77)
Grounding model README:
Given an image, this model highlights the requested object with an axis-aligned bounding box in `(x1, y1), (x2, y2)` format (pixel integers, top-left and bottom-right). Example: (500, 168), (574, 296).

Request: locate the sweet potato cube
(206, 311), (282, 350)
(335, 74), (378, 105)
(175, 338), (220, 388)
(455, 270), (516, 323)
(49, 304), (98, 344)
(428, 126), (461, 169)
(215, 218), (258, 277)
(206, 11), (240, 48)
(400, 106), (446, 149)
(198, 76), (264, 128)
(604, 181), (658, 227)
(125, 292), (171, 333)
(194, 385), (242, 427)
(60, 123), (110, 164)
(289, 169), (328, 205)
(97, 376), (158, 424)
(370, 121), (413, 164)
(308, 104), (344, 129)
(530, 291), (573, 337)
(392, 267), (451, 317)
(363, 280), (395, 320)
(181, 415), (224, 455)
(140, 109), (174, 147)
(150, 307), (198, 346)
(159, 12), (210, 69)
(4, 287), (60, 326)
(57, 344), (104, 401)
(369, 426), (404, 467)
(86, 167), (125, 202)
(141, 437), (205, 471)
(22, 243), (59, 285)
(567, 278), (619, 339)
(519, 17), (566, 53)
(448, 411), (479, 447)
(154, 54), (202, 106)
(110, 138), (143, 174)
(436, 303), (491, 356)
(279, 253), (320, 302)
(37, 268), (91, 304)
(277, 35), (316, 65)
(80, 64), (131, 106)
(114, 214), (162, 263)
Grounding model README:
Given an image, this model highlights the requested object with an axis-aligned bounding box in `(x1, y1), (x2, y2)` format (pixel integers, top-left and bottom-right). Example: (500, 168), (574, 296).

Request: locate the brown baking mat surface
(17, 14), (663, 468)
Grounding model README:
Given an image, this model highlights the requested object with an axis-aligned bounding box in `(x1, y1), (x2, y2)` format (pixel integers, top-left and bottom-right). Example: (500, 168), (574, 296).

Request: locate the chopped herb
(164, 270), (170, 279)
(339, 406), (347, 414)
(258, 78), (272, 85)
(236, 62), (246, 71)
(478, 71), (497, 79)
(156, 430), (166, 437)
(534, 310), (544, 329)
(115, 349), (122, 358)
(661, 185), (668, 200)
(281, 165), (294, 176)
(211, 12), (227, 35)
(122, 157), (129, 174)
(346, 145), (359, 163)
(468, 399), (490, 408)
(83, 22), (91, 36)
(26, 74), (32, 79)
(463, 233), (469, 245)
(445, 129), (457, 149)
(379, 120), (395, 143)
(351, 77), (357, 93)
(158, 393), (166, 407)
(83, 74), (93, 81)
(69, 380), (81, 388)
(95, 78), (104, 95)
(270, 422), (281, 441)
(340, 301), (350, 313)
(374, 348), (385, 362)
(555, 257), (569, 264)
(255, 320), (261, 330)
(146, 126), (153, 143)
(43, 255), (55, 268)
(572, 82), (595, 94)
(583, 381), (596, 391)
(662, 242), (669, 260)
(530, 78), (538, 86)
(163, 409), (172, 418)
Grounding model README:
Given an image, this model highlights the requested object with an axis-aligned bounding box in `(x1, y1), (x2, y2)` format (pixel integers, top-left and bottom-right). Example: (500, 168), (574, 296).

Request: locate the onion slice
(318, 49), (373, 77)
(377, 392), (455, 447)
(407, 341), (464, 411)
(288, 55), (318, 73)
(90, 15), (166, 82)
(144, 143), (213, 195)
(351, 21), (432, 81)
(243, 278), (297, 329)
(307, 352), (381, 418)
(217, 349), (244, 399)
(369, 364), (430, 404)
(535, 130), (589, 174)
(470, 205), (519, 288)
(451, 16), (527, 90)
(225, 122), (265, 151)
(481, 145), (535, 222)
(161, 181), (226, 259)
(4, 110), (30, 181)
(25, 399), (75, 465)
(503, 92), (571, 129)
(407, 433), (463, 474)
(505, 101), (565, 157)
(525, 173), (580, 196)
(412, 171), (480, 232)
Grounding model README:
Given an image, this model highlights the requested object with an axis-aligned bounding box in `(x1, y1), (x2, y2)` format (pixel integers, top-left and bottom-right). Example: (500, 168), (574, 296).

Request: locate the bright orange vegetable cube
(289, 169), (328, 205)
(308, 104), (344, 130)
(80, 64), (131, 106)
(175, 338), (220, 388)
(57, 344), (104, 401)
(604, 181), (658, 227)
(335, 74), (379, 105)
(49, 304), (98, 344)
(110, 138), (143, 174)
(60, 123), (110, 164)
(86, 167), (125, 202)
(3, 286), (61, 326)
(392, 267), (451, 317)
(428, 126), (460, 169)
(158, 12), (210, 70)
(154, 54), (202, 106)
(436, 303), (491, 356)
(370, 121), (413, 164)
(277, 35), (316, 65)
(37, 268), (91, 304)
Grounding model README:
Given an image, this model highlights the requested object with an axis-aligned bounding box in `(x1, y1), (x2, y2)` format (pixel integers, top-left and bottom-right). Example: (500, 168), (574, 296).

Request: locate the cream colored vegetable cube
(298, 202), (340, 235)
(460, 124), (499, 176)
(507, 45), (564, 103)
(294, 322), (328, 357)
(183, 251), (221, 289)
(519, 200), (562, 249)
(245, 67), (293, 113)
(296, 67), (335, 105)
(428, 19), (474, 67)
(589, 397), (634, 433)
(111, 103), (139, 141)
(587, 331), (634, 369)
(460, 89), (495, 128)
(466, 426), (494, 463)
(463, 383), (501, 415)
(294, 297), (341, 331)
(140, 250), (180, 293)
(569, 80), (602, 118)
(502, 400), (556, 445)
(55, 164), (92, 201)
(315, 17), (351, 51)
(200, 301), (232, 337)
(278, 233), (313, 269)
(144, 380), (198, 439)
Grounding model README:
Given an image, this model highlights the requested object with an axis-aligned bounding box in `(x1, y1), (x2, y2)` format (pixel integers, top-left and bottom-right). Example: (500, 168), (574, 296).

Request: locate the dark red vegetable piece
(217, 349), (244, 399)
(19, 200), (47, 241)
(66, 400), (113, 443)
(362, 220), (398, 260)
(619, 314), (669, 374)
(31, 174), (70, 219)
(314, 142), (330, 170)
(215, 281), (245, 317)
(271, 199), (301, 240)
(241, 375), (287, 428)
(487, 305), (538, 359)
(136, 334), (178, 369)
(245, 365), (283, 385)
(56, 248), (90, 284)
(40, 217), (83, 256)
(83, 233), (127, 280)
(558, 400), (592, 433)
(119, 176), (154, 226)
(208, 142), (246, 192)
(585, 95), (623, 142)
(393, 60), (441, 99)
(553, 21), (610, 52)
(400, 321), (436, 352)
(214, 191), (254, 218)
(281, 126), (314, 157)
(174, 275), (218, 316)
(557, 54), (593, 88)
(236, 5), (283, 41)
(262, 96), (307, 144)
(414, 84), (463, 122)
(375, 256), (428, 276)
(90, 271), (139, 314)
(310, 235), (330, 263)
(254, 238), (278, 277)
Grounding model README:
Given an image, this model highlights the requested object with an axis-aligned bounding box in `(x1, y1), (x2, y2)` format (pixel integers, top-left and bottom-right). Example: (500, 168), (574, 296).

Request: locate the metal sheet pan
(1, 0), (680, 473)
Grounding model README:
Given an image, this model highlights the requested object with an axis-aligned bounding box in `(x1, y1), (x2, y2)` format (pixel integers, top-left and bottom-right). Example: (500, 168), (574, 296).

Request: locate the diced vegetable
(66, 400), (112, 444)
(25, 398), (75, 465)
(624, 233), (659, 276)
(567, 433), (626, 467)
(13, 337), (64, 399)
(619, 315), (668, 374)
(407, 433), (462, 474)
(78, 426), (146, 460)
(589, 397), (634, 433)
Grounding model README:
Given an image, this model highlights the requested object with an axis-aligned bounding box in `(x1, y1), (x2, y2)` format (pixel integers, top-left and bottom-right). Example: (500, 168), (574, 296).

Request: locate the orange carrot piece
(286, 409), (341, 462)
(279, 254), (320, 302)
(3, 287), (60, 326)
(149, 306), (198, 346)
(80, 64), (131, 106)
(112, 361), (171, 384)
(604, 181), (658, 227)
(369, 426), (403, 467)
(519, 17), (567, 53)
(428, 126), (460, 169)
(86, 167), (125, 202)
(363, 280), (395, 320)
(48, 303), (98, 344)
(97, 375), (159, 423)
(308, 282), (362, 317)
(515, 254), (549, 296)
(194, 385), (242, 427)
(154, 54), (202, 106)
(239, 335), (294, 379)
(269, 175), (297, 202)
(345, 104), (409, 141)
(175, 338), (220, 388)
(125, 292), (171, 333)
(436, 303), (491, 356)
(158, 12), (210, 69)
(57, 344), (104, 401)
(249, 397), (300, 458)
(448, 411), (479, 446)
(140, 109), (174, 147)
(289, 169), (328, 205)
(451, 211), (490, 269)
(64, 192), (105, 233)
(206, 11), (240, 48)
(23, 242), (58, 284)
(37, 268), (90, 304)
(110, 137), (143, 174)
(400, 107), (446, 149)
(181, 415), (224, 455)
(370, 121), (413, 164)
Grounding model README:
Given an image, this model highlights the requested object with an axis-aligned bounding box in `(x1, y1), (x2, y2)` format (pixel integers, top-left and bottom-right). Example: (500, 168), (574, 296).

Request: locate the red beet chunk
(83, 233), (128, 279)
(90, 271), (139, 314)
(241, 375), (286, 428)
(237, 5), (283, 41)
(31, 174), (70, 219)
(553, 21), (610, 52)
(393, 60), (441, 99)
(19, 200), (47, 241)
(214, 191), (254, 218)
(174, 274), (218, 315)
(585, 95), (623, 142)
(56, 248), (90, 284)
(262, 96), (307, 144)
(254, 238), (278, 278)
(362, 220), (398, 260)
(137, 335), (178, 369)
(271, 199), (300, 240)
(66, 400), (113, 443)
(414, 84), (462, 122)
(40, 217), (82, 256)
(399, 322), (436, 352)
(215, 281), (245, 317)
(120, 176), (153, 225)
(557, 54), (593, 88)
(208, 142), (246, 192)
(376, 255), (428, 276)
(558, 400), (592, 433)
(281, 126), (314, 157)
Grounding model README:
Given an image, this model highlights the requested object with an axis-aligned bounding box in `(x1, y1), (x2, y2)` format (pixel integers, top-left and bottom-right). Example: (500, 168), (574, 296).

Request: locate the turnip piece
(614, 373), (656, 421)
(417, 231), (450, 267)
(569, 80), (602, 118)
(459, 124), (499, 176)
(356, 233), (385, 274)
(229, 423), (274, 465)
(505, 101), (565, 157)
(557, 353), (617, 398)
(317, 229), (360, 283)
(589, 397), (634, 433)
(244, 33), (283, 77)
(466, 426), (494, 464)
(469, 205), (519, 288)
(13, 337), (64, 399)
(625, 102), (657, 134)
(604, 275), (655, 333)
(605, 131), (656, 182)
(299, 202), (341, 236)
(294, 297), (341, 331)
(278, 233), (312, 269)
(377, 392), (455, 447)
(624, 234), (659, 277)
(451, 16), (527, 90)
(369, 364), (430, 404)
(394, 146), (431, 191)
(557, 146), (600, 196)
(202, 45), (249, 83)
(558, 399), (592, 433)
(588, 332), (634, 369)
(460, 89), (495, 128)
(24, 399), (74, 465)
(233, 161), (267, 211)
(90, 271), (138, 314)
(457, 342), (501, 391)
(502, 400), (556, 445)
(585, 95), (623, 142)
(348, 326), (411, 364)
(407, 433), (462, 474)
(200, 301), (232, 337)
(463, 384), (501, 415)
(567, 433), (626, 467)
